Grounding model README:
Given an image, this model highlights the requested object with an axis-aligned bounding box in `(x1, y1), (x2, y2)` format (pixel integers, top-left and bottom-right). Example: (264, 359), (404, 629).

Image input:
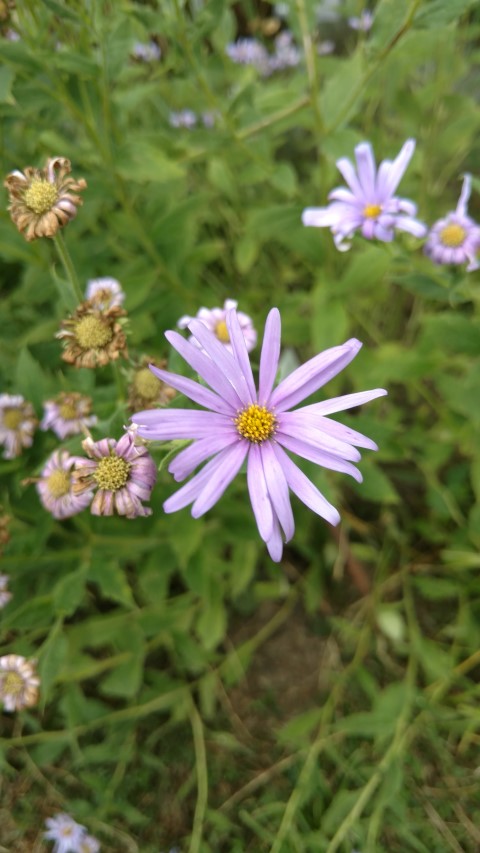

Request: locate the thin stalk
(53, 231), (83, 304)
(189, 701), (208, 853)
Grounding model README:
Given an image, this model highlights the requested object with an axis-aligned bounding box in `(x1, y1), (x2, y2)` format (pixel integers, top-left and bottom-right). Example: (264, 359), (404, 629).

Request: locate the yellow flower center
(2, 670), (24, 696)
(24, 178), (58, 215)
(235, 404), (276, 443)
(60, 826), (74, 837)
(215, 320), (230, 343)
(2, 408), (22, 429)
(47, 469), (71, 499)
(133, 368), (161, 400)
(439, 223), (466, 248)
(58, 401), (79, 420)
(363, 204), (382, 219)
(94, 455), (130, 491)
(75, 315), (113, 349)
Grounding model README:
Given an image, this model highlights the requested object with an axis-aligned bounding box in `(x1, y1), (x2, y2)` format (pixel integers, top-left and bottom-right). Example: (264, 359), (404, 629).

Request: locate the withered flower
(57, 299), (128, 369)
(4, 156), (86, 241)
(127, 357), (176, 413)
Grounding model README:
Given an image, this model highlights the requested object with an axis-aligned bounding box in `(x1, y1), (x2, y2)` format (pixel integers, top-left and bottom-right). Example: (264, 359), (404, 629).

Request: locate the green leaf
(321, 53), (364, 129)
(87, 560), (135, 608)
(414, 0), (477, 28)
(38, 620), (68, 702)
(116, 140), (184, 183)
(0, 66), (15, 104)
(14, 347), (47, 410)
(53, 569), (86, 616)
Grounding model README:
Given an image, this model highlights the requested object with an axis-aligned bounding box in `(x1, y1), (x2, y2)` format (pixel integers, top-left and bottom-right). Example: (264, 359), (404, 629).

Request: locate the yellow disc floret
(47, 469), (71, 499)
(363, 204), (382, 219)
(94, 455), (130, 491)
(58, 401), (79, 420)
(439, 223), (466, 248)
(74, 316), (113, 349)
(235, 404), (276, 443)
(2, 671), (25, 696)
(24, 179), (58, 214)
(2, 408), (23, 429)
(133, 368), (161, 401)
(215, 320), (230, 343)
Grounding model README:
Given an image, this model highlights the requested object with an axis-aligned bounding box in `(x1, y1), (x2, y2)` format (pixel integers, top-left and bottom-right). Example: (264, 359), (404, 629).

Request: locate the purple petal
(191, 441), (248, 517)
(457, 174), (472, 217)
(164, 453), (226, 513)
(354, 142), (377, 199)
(300, 388), (387, 416)
(247, 444), (274, 541)
(328, 187), (360, 205)
(273, 444), (340, 525)
(132, 409), (230, 440)
(149, 366), (233, 415)
(169, 432), (239, 481)
(306, 416), (378, 450)
(258, 308), (281, 405)
(188, 319), (252, 405)
(270, 338), (362, 412)
(393, 215), (428, 238)
(260, 442), (294, 541)
(277, 415), (361, 461)
(277, 432), (363, 482)
(166, 330), (243, 409)
(302, 206), (340, 227)
(335, 155), (365, 200)
(225, 309), (256, 401)
(266, 513), (284, 562)
(376, 139), (415, 201)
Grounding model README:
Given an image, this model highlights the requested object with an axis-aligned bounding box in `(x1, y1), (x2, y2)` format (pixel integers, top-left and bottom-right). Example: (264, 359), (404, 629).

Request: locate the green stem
(189, 701), (208, 853)
(53, 231), (83, 305)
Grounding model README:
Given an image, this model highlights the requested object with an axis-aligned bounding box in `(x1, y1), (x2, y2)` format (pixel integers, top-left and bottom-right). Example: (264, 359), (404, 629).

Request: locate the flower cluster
(302, 138), (480, 270)
(131, 307), (386, 562)
(226, 30), (301, 75)
(44, 813), (100, 853)
(0, 654), (40, 711)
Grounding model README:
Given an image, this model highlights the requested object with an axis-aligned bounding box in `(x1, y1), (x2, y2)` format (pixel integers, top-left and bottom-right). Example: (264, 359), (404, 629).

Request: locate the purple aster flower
(85, 276), (125, 309)
(0, 393), (37, 459)
(131, 308), (386, 562)
(424, 174), (480, 271)
(302, 139), (427, 251)
(177, 299), (257, 355)
(37, 450), (94, 519)
(41, 392), (97, 439)
(44, 813), (86, 853)
(73, 433), (157, 518)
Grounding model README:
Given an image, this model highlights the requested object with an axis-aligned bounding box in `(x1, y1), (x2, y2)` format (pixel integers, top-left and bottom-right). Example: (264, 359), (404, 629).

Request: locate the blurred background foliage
(1, 0), (480, 850)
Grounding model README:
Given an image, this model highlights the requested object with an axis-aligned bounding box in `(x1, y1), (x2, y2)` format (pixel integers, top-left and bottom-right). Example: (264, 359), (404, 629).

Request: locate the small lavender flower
(348, 10), (374, 31)
(317, 40), (335, 55)
(201, 110), (219, 128)
(0, 393), (37, 459)
(131, 308), (386, 562)
(424, 175), (480, 271)
(73, 433), (157, 518)
(177, 299), (257, 355)
(131, 40), (161, 62)
(226, 38), (270, 74)
(79, 835), (101, 853)
(37, 450), (94, 519)
(85, 276), (125, 309)
(302, 138), (427, 251)
(169, 109), (197, 129)
(0, 574), (12, 608)
(44, 813), (86, 853)
(41, 392), (97, 439)
(0, 654), (40, 711)
(268, 31), (301, 72)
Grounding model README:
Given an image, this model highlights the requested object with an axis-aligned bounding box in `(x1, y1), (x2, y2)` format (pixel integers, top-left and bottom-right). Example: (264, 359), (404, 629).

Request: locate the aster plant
(44, 813), (88, 853)
(178, 298), (257, 355)
(57, 298), (128, 368)
(73, 433), (157, 518)
(40, 392), (97, 439)
(36, 450), (94, 520)
(131, 308), (386, 562)
(424, 174), (480, 271)
(4, 156), (86, 241)
(0, 393), (37, 459)
(302, 138), (427, 250)
(0, 654), (40, 711)
(85, 276), (125, 309)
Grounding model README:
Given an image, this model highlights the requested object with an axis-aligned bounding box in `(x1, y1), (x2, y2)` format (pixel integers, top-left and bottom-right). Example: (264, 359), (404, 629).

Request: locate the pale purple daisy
(178, 299), (257, 355)
(73, 433), (157, 518)
(0, 574), (12, 609)
(302, 139), (427, 251)
(0, 654), (40, 711)
(424, 175), (480, 271)
(131, 40), (162, 62)
(85, 276), (125, 309)
(37, 450), (94, 519)
(41, 392), (97, 439)
(0, 394), (37, 459)
(131, 308), (386, 562)
(44, 813), (86, 853)
(169, 109), (197, 129)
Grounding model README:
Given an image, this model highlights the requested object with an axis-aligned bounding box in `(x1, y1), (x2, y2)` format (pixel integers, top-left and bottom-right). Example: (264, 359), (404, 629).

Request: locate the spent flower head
(0, 573), (12, 608)
(424, 175), (480, 271)
(0, 393), (37, 459)
(41, 392), (97, 439)
(85, 276), (125, 309)
(4, 156), (86, 241)
(302, 138), (427, 251)
(57, 299), (128, 369)
(44, 813), (87, 853)
(73, 433), (157, 518)
(131, 308), (386, 562)
(37, 450), (94, 520)
(177, 299), (257, 355)
(0, 654), (40, 711)
(128, 357), (177, 413)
